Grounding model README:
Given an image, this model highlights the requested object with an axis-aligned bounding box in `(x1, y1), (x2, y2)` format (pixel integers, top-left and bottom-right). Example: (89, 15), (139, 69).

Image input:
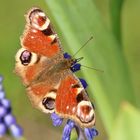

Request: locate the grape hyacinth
(0, 75), (23, 138)
(50, 53), (98, 140)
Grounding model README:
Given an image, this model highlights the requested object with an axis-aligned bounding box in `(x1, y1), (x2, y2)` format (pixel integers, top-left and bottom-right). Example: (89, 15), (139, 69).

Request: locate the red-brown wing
(21, 7), (63, 57)
(15, 7), (63, 113)
(15, 7), (63, 85)
(55, 72), (95, 128)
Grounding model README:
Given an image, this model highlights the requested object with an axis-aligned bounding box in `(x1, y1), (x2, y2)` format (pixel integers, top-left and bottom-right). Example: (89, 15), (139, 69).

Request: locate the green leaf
(109, 0), (123, 44)
(110, 102), (140, 140)
(45, 0), (136, 134)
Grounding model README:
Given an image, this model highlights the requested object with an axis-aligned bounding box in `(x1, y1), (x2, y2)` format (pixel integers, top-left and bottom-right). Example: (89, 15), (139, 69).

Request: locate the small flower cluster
(51, 110), (98, 140)
(50, 53), (98, 140)
(0, 75), (23, 138)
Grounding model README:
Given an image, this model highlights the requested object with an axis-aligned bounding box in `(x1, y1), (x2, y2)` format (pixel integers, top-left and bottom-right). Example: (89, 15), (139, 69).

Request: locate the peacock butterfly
(15, 7), (95, 128)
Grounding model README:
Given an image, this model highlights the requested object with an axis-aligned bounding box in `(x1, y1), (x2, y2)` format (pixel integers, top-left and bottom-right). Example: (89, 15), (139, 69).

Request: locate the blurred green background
(0, 0), (140, 140)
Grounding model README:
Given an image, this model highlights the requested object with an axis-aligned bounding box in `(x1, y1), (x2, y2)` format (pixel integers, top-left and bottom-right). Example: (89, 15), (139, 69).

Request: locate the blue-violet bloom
(0, 75), (23, 138)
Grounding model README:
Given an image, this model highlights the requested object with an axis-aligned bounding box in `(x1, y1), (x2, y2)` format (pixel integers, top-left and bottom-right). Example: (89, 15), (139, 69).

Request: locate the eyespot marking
(42, 97), (55, 111)
(28, 8), (50, 31)
(20, 50), (32, 66)
(15, 48), (39, 66)
(76, 101), (95, 123)
(41, 90), (57, 112)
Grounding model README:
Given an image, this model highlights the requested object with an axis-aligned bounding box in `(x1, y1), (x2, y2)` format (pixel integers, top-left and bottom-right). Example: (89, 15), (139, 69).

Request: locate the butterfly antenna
(72, 36), (93, 58)
(81, 65), (104, 73)
(71, 36), (103, 73)
(75, 57), (84, 62)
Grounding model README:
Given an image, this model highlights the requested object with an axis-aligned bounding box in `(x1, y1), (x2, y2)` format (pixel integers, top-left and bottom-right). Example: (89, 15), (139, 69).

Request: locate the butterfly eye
(15, 48), (38, 66)
(29, 8), (50, 30)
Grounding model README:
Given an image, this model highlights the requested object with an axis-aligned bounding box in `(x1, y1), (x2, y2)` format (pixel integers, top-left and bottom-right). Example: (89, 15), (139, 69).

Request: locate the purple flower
(51, 114), (98, 140)
(0, 106), (7, 117)
(51, 111), (97, 140)
(64, 53), (71, 59)
(51, 113), (63, 126)
(84, 128), (98, 140)
(0, 123), (7, 137)
(4, 114), (16, 127)
(71, 63), (81, 72)
(62, 120), (75, 140)
(1, 98), (11, 108)
(80, 78), (88, 89)
(0, 91), (5, 100)
(0, 75), (23, 138)
(10, 124), (23, 138)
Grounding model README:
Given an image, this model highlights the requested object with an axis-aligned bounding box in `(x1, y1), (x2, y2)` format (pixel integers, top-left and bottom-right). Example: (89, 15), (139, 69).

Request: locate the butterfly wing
(55, 71), (95, 128)
(15, 7), (63, 113)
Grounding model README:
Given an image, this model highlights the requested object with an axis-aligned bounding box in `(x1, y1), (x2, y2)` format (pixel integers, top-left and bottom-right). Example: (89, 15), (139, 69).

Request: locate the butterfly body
(15, 7), (95, 128)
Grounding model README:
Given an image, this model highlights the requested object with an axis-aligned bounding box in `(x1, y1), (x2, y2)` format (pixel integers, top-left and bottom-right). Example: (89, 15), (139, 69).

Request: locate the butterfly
(15, 7), (95, 128)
